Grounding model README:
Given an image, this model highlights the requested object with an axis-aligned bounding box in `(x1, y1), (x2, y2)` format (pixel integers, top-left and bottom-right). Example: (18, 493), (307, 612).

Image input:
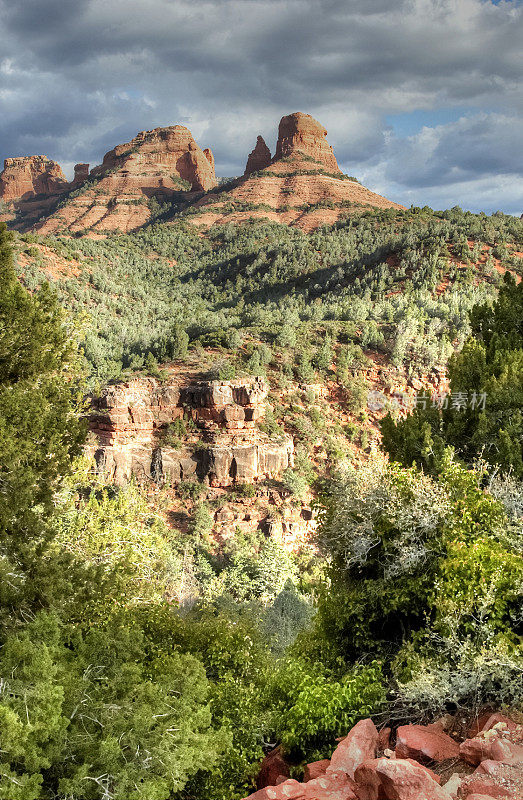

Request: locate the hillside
(3, 190), (523, 800)
(11, 205), (522, 592)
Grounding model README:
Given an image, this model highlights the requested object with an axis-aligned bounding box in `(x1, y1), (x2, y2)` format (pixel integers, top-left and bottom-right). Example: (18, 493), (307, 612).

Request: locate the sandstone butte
(0, 155), (71, 229)
(190, 111), (404, 231)
(246, 712), (523, 800)
(0, 111), (403, 235)
(0, 125), (217, 235)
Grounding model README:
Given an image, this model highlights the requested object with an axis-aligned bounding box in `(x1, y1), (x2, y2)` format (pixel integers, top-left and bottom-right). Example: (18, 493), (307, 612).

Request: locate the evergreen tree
(0, 224), (85, 564)
(382, 274), (523, 476)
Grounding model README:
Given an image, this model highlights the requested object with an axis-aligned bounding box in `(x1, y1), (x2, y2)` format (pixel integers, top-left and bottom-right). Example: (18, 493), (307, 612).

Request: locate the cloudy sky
(0, 0), (521, 213)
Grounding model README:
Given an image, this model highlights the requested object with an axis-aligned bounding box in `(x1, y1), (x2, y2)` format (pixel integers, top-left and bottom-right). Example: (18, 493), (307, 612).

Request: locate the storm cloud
(0, 0), (521, 212)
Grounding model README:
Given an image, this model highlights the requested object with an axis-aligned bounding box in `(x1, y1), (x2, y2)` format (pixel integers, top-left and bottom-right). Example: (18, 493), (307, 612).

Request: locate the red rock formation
(244, 136), (272, 175)
(242, 715), (523, 800)
(354, 758), (447, 800)
(34, 125), (217, 235)
(191, 112), (404, 232)
(90, 125), (216, 191)
(73, 163), (90, 185)
(274, 112), (340, 172)
(395, 724), (460, 763)
(88, 376), (293, 487)
(461, 760), (523, 798)
(0, 155), (67, 201)
(203, 147), (215, 171)
(303, 760), (330, 782)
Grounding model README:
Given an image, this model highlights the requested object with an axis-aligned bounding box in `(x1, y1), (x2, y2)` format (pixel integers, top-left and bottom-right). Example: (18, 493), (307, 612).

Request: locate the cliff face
(274, 112), (340, 172)
(88, 376), (293, 487)
(0, 155), (68, 201)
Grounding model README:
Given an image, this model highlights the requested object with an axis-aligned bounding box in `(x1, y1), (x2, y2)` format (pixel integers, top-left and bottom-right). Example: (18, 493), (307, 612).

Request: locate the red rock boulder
(303, 760), (330, 782)
(257, 746), (291, 789)
(395, 724), (460, 763)
(460, 759), (523, 798)
(303, 773), (357, 798)
(354, 757), (447, 800)
(378, 728), (391, 752)
(243, 778), (304, 799)
(460, 734), (523, 767)
(327, 719), (379, 779)
(466, 795), (507, 800)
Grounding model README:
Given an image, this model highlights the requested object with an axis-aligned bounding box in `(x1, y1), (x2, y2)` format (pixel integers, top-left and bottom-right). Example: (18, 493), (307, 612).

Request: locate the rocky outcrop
(73, 163), (90, 185)
(245, 713), (523, 800)
(89, 125), (216, 191)
(31, 125), (217, 235)
(0, 156), (68, 202)
(257, 747), (291, 789)
(88, 376), (293, 487)
(274, 112), (340, 172)
(244, 136), (272, 176)
(191, 112), (404, 232)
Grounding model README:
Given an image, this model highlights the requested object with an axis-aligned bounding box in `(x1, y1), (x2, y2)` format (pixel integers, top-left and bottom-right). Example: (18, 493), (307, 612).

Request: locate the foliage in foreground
(381, 273), (523, 476)
(313, 454), (523, 714)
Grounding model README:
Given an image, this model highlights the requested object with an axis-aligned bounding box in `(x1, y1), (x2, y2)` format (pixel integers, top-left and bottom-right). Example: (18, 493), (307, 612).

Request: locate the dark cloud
(0, 0), (521, 211)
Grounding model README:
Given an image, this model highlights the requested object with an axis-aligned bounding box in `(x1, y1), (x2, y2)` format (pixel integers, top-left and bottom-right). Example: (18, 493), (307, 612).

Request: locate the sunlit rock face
(88, 376), (293, 487)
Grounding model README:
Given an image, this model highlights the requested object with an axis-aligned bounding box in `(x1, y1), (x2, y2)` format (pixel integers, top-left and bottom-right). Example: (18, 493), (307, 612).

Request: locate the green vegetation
(13, 206), (521, 385)
(313, 454), (523, 714)
(2, 206), (523, 798)
(382, 273), (523, 475)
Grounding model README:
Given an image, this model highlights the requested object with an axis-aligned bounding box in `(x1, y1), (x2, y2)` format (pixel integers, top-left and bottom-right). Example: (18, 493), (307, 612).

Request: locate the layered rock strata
(88, 376), (293, 487)
(0, 155), (68, 201)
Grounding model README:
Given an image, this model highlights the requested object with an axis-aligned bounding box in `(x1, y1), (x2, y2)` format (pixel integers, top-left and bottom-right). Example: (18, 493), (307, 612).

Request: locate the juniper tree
(0, 224), (85, 560)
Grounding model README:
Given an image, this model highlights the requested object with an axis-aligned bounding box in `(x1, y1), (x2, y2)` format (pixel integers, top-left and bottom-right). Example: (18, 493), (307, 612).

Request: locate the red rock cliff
(91, 125), (217, 191)
(244, 136), (272, 175)
(0, 155), (68, 202)
(88, 376), (293, 487)
(274, 112), (340, 172)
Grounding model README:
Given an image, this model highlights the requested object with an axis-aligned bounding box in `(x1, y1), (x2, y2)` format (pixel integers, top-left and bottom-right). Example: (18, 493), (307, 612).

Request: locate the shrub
(268, 658), (385, 760)
(282, 468), (309, 499)
(0, 611), (226, 800)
